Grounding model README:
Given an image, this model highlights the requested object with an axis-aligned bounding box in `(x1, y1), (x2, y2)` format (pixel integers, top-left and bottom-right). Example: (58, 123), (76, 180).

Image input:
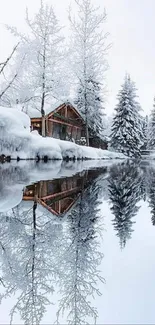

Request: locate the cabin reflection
(23, 168), (107, 216)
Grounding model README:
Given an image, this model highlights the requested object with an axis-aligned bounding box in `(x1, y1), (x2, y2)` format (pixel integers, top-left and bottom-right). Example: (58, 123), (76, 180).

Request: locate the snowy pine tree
(69, 0), (109, 145)
(148, 98), (155, 149)
(110, 74), (144, 157)
(141, 115), (148, 150)
(109, 162), (142, 249)
(147, 168), (155, 226)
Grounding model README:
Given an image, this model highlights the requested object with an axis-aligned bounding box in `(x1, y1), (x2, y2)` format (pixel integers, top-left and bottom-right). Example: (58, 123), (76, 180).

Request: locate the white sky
(0, 0), (155, 115)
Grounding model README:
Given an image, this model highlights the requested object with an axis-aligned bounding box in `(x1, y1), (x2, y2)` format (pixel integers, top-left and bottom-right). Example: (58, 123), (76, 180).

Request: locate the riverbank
(0, 106), (126, 161)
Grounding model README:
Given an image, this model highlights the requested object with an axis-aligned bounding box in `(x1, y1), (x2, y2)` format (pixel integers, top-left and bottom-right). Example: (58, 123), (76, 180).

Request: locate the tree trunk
(85, 122), (89, 146)
(84, 89), (89, 146)
(41, 41), (46, 137)
(42, 116), (46, 137)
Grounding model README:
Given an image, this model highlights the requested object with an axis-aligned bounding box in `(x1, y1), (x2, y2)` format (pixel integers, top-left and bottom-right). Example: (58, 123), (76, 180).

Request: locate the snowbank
(0, 106), (126, 160)
(0, 106), (31, 156)
(26, 133), (126, 160)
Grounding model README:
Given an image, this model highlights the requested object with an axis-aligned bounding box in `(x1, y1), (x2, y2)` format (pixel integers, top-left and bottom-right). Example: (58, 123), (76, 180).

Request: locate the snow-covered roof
(27, 98), (81, 118)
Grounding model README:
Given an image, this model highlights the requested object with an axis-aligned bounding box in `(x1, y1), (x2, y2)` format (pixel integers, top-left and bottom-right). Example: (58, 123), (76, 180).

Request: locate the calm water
(0, 160), (155, 324)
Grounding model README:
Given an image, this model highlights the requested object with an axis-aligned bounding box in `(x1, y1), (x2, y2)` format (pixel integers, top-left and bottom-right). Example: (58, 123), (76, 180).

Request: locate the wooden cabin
(30, 101), (108, 149)
(23, 173), (88, 216)
(23, 177), (81, 216)
(23, 168), (107, 216)
(31, 102), (85, 142)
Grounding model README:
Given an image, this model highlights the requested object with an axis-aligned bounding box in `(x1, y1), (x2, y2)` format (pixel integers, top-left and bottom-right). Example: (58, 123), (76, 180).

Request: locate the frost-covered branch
(0, 43), (19, 75)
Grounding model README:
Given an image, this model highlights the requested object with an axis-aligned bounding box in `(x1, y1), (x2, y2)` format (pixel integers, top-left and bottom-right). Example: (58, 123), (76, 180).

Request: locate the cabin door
(60, 124), (67, 140)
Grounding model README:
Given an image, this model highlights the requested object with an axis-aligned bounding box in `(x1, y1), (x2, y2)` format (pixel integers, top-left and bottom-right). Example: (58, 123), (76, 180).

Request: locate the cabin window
(31, 122), (42, 135)
(52, 122), (67, 140)
(52, 123), (61, 139)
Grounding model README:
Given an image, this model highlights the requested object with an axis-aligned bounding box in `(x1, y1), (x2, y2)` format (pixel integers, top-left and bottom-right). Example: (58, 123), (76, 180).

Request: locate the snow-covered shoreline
(0, 106), (126, 161)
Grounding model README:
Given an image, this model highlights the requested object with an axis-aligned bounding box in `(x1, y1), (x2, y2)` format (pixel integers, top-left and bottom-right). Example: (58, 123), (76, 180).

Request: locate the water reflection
(108, 162), (142, 249)
(56, 177), (104, 324)
(0, 165), (107, 325)
(23, 169), (106, 217)
(1, 161), (155, 324)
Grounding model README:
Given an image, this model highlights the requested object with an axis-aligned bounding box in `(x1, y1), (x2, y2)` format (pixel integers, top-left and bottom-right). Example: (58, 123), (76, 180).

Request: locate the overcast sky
(0, 0), (155, 115)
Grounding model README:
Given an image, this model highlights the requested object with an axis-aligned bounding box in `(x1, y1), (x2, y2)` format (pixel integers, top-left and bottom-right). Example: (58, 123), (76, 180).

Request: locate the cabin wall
(47, 120), (82, 142)
(30, 104), (84, 142)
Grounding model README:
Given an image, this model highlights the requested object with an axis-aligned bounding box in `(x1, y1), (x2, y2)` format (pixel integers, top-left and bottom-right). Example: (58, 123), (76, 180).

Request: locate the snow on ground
(0, 106), (126, 160)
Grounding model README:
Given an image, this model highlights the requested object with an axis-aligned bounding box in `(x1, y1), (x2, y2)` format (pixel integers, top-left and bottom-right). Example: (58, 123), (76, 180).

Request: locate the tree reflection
(0, 168), (106, 325)
(109, 162), (142, 249)
(0, 201), (64, 324)
(56, 177), (104, 325)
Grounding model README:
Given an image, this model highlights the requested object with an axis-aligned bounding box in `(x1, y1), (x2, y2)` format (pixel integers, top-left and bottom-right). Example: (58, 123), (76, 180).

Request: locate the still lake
(0, 160), (155, 325)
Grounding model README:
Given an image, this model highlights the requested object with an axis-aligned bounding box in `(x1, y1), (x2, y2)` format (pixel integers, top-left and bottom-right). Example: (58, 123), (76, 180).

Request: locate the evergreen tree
(147, 168), (155, 225)
(148, 98), (155, 149)
(141, 115), (148, 150)
(109, 162), (142, 249)
(110, 74), (144, 157)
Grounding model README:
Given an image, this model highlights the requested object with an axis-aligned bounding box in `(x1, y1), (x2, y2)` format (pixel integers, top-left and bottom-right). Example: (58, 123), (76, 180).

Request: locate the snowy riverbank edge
(0, 106), (126, 161)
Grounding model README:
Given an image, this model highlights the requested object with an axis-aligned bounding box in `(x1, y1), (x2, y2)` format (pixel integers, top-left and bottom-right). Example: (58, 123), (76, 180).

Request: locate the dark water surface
(0, 160), (155, 324)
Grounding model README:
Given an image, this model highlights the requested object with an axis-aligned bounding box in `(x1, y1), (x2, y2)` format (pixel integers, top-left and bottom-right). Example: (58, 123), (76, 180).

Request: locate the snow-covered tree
(148, 98), (155, 149)
(4, 1), (65, 136)
(140, 115), (148, 150)
(110, 74), (144, 157)
(108, 162), (142, 249)
(69, 0), (109, 145)
(75, 77), (105, 139)
(147, 168), (155, 225)
(57, 179), (104, 325)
